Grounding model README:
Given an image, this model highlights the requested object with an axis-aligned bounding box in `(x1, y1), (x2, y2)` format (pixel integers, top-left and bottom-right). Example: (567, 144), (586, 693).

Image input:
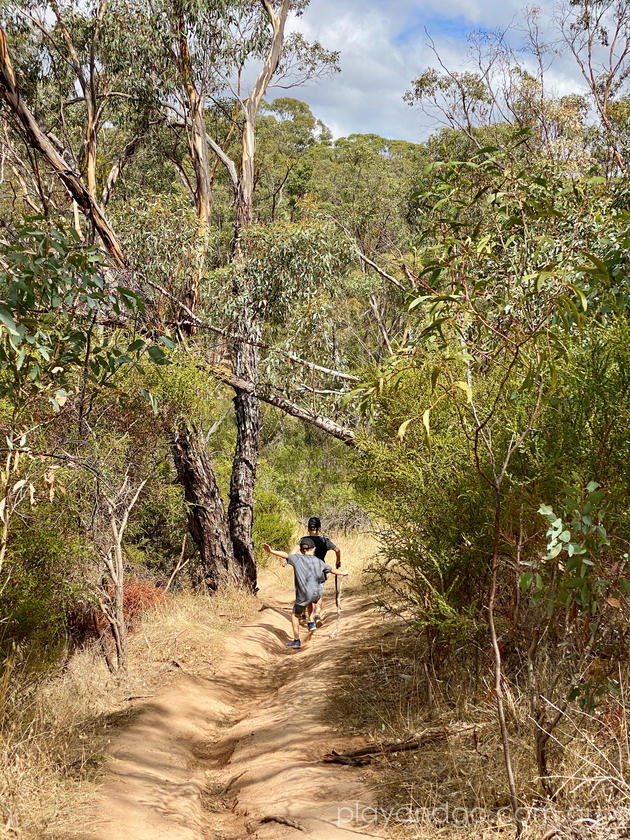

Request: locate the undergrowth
(0, 583), (258, 839)
(327, 626), (630, 840)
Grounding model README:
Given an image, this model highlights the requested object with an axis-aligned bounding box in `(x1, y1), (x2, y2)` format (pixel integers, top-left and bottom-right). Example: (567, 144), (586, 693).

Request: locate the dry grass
(325, 625), (630, 840)
(0, 582), (258, 840)
(329, 529), (378, 596)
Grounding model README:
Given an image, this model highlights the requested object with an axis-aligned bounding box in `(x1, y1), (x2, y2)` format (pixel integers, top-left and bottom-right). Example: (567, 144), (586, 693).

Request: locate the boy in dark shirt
(300, 516), (341, 627)
(263, 536), (347, 648)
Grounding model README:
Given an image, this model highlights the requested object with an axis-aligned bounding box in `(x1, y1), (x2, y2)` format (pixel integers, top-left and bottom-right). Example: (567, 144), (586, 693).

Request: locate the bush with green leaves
(252, 488), (295, 564)
(355, 136), (630, 694)
(0, 220), (145, 415)
(1, 497), (97, 660)
(359, 320), (630, 713)
(258, 411), (362, 528)
(356, 361), (499, 643)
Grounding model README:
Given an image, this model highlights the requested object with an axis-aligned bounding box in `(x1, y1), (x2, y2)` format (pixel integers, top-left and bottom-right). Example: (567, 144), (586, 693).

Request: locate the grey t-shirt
(287, 553), (332, 606)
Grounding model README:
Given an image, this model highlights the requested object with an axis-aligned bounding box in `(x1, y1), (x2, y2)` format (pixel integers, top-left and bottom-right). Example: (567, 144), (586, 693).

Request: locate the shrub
(120, 576), (166, 628)
(252, 489), (295, 561)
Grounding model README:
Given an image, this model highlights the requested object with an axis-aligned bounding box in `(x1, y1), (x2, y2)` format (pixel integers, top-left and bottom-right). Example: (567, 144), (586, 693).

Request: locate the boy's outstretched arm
(329, 567), (348, 577)
(263, 543), (289, 561)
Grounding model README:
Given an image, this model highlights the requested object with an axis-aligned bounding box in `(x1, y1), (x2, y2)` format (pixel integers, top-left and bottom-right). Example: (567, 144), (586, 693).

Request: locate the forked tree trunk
(228, 333), (260, 590)
(99, 478), (146, 674)
(170, 421), (238, 590)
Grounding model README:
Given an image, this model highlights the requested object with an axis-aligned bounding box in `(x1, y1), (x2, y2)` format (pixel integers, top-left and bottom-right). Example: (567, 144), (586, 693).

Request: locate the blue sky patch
(394, 13), (489, 47)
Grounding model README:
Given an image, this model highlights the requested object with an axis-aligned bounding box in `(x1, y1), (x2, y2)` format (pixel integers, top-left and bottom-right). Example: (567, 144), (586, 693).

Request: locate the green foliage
(126, 480), (187, 579)
(1, 502), (95, 657)
(138, 351), (225, 425)
(255, 98), (331, 222)
(258, 410), (361, 525)
(0, 221), (144, 415)
(356, 132), (630, 702)
(356, 362), (494, 639)
(531, 483), (618, 615)
(307, 132), (424, 254)
(227, 219), (347, 325)
(252, 489), (294, 564)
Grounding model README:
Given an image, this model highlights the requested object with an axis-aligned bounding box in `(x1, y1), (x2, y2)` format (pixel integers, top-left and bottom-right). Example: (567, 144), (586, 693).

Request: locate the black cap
(307, 516), (321, 530)
(299, 536), (315, 549)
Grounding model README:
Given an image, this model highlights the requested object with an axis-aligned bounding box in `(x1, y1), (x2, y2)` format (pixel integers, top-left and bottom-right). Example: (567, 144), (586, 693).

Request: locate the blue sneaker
(307, 621), (316, 631)
(287, 639), (301, 648)
(314, 614), (322, 627)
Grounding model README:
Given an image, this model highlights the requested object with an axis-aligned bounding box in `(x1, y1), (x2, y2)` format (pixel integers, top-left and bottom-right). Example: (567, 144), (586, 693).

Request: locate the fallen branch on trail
(322, 725), (475, 766)
(259, 815), (305, 831)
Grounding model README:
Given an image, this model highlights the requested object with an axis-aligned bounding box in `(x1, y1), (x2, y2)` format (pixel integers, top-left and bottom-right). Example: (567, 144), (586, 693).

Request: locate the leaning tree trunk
(170, 422), (238, 590)
(0, 29), (126, 267)
(228, 329), (260, 590)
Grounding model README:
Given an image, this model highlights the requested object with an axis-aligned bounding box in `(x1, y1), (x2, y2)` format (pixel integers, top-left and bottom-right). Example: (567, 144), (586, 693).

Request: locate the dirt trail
(91, 567), (385, 840)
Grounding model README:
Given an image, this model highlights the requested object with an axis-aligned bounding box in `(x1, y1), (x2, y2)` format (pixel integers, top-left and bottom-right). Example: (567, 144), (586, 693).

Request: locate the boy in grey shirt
(263, 537), (348, 648)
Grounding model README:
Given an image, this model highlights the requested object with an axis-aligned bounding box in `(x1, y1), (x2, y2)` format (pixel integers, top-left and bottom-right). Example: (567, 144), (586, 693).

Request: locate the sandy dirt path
(91, 567), (385, 840)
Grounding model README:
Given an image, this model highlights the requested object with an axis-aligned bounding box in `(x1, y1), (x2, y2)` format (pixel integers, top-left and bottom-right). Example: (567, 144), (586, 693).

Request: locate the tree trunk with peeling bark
(170, 422), (238, 590)
(182, 94), (212, 326)
(85, 116), (98, 200)
(228, 332), (260, 589)
(174, 11), (213, 329)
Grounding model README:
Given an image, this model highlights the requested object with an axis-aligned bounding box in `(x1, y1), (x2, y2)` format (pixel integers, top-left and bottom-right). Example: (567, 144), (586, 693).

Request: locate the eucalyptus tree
(0, 0), (157, 253)
(100, 0), (339, 585)
(145, 0), (338, 585)
(406, 3), (630, 176)
(0, 0), (343, 590)
(559, 0), (630, 172)
(255, 97), (330, 223)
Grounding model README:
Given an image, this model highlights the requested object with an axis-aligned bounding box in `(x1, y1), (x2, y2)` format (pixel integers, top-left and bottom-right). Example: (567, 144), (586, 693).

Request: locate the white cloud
(268, 0), (593, 142)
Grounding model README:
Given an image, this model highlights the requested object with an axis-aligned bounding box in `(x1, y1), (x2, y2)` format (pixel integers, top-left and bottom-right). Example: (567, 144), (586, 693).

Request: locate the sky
(273, 0), (587, 143)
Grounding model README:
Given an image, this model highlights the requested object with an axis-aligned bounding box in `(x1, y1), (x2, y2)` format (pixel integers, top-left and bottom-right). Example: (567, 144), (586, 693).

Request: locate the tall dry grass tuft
(0, 581), (258, 839)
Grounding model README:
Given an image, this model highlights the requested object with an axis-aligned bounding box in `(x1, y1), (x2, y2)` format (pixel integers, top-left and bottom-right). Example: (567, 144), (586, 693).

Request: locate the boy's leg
(306, 602), (317, 631)
(291, 611), (300, 640)
(314, 595), (323, 625)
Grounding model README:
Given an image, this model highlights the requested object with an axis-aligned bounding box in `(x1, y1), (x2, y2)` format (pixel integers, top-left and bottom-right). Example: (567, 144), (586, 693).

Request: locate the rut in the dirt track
(91, 569), (386, 840)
